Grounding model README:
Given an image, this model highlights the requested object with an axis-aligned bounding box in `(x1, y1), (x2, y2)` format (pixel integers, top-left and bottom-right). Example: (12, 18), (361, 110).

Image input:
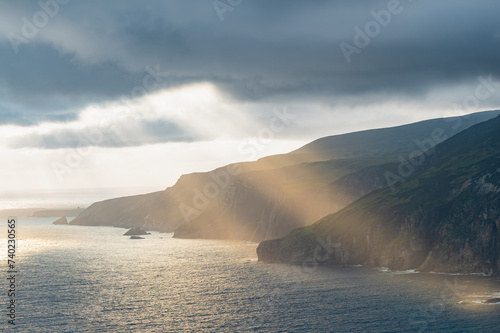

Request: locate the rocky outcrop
(129, 236), (145, 240)
(123, 228), (150, 236)
(52, 216), (68, 225)
(257, 115), (500, 275)
(484, 298), (500, 304)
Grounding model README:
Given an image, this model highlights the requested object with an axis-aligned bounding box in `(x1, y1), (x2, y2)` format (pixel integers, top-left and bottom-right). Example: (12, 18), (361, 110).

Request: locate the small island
(52, 216), (68, 225)
(123, 227), (150, 236)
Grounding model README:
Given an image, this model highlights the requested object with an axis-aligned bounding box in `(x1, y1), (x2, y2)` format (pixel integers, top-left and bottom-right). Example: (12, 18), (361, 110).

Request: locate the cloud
(1, 82), (266, 149)
(3, 0), (500, 195)
(0, 108), (32, 126)
(9, 119), (193, 149)
(0, 0), (498, 133)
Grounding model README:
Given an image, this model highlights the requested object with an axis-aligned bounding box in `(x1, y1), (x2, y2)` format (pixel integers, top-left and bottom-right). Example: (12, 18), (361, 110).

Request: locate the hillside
(70, 192), (162, 228)
(71, 111), (499, 241)
(257, 115), (500, 275)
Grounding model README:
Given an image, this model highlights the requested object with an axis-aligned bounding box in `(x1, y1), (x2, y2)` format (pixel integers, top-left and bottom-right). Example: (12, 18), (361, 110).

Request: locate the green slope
(258, 114), (500, 275)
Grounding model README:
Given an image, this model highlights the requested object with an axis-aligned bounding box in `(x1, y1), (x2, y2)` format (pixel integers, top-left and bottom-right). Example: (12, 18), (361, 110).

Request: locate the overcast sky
(1, 0), (500, 199)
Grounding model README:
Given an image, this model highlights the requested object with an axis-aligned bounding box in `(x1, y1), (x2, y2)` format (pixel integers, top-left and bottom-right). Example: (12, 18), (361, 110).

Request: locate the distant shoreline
(0, 207), (86, 218)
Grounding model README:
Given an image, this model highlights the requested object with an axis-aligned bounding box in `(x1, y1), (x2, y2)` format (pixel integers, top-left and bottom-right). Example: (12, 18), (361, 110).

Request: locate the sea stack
(123, 227), (150, 236)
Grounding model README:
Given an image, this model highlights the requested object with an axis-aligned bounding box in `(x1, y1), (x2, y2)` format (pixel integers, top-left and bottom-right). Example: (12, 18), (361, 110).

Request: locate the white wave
(390, 269), (417, 275)
(376, 267), (416, 275)
(427, 271), (489, 277)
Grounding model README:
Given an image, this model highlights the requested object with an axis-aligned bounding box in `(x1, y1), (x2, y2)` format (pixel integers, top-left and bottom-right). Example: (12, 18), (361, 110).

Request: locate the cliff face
(70, 111), (499, 242)
(257, 115), (500, 275)
(172, 157), (398, 241)
(69, 158), (397, 240)
(416, 174), (500, 274)
(171, 112), (500, 241)
(69, 192), (163, 228)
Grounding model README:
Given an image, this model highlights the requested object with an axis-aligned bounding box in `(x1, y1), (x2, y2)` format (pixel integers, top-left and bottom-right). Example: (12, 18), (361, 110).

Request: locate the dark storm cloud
(0, 43), (149, 116)
(1, 0), (499, 142)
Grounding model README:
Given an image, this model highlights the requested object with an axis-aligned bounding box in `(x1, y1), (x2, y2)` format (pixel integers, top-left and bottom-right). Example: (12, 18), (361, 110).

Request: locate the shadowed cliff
(257, 114), (500, 275)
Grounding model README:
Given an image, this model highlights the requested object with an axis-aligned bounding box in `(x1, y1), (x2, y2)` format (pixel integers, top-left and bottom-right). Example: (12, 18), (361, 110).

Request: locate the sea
(2, 217), (500, 332)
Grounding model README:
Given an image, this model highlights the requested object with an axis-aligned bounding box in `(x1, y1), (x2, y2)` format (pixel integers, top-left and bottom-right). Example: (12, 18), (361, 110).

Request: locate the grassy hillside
(258, 114), (500, 274)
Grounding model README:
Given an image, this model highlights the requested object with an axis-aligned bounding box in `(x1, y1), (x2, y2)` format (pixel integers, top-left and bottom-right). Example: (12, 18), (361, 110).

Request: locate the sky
(1, 0), (500, 199)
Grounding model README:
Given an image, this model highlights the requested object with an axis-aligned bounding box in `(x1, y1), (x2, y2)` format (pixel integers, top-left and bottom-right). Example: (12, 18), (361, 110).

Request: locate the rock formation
(52, 216), (68, 225)
(123, 228), (150, 236)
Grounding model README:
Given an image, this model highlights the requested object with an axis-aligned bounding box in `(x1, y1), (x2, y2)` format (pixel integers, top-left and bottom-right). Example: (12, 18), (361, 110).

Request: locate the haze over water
(5, 218), (500, 332)
(0, 188), (161, 210)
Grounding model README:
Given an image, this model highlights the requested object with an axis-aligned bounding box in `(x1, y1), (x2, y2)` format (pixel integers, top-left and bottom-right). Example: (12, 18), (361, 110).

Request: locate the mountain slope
(257, 114), (500, 275)
(71, 110), (499, 241)
(290, 110), (500, 160)
(70, 192), (162, 228)
(170, 110), (500, 240)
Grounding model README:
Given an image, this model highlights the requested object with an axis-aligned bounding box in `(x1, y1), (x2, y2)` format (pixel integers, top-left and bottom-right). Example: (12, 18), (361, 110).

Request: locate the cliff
(70, 110), (499, 241)
(171, 157), (396, 241)
(257, 114), (500, 275)
(69, 191), (163, 228)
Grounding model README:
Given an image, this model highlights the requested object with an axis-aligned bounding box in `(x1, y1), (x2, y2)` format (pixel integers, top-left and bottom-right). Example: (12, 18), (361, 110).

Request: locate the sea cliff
(257, 115), (500, 275)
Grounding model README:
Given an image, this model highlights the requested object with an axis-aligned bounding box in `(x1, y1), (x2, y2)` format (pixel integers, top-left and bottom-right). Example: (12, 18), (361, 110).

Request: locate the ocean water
(2, 218), (500, 332)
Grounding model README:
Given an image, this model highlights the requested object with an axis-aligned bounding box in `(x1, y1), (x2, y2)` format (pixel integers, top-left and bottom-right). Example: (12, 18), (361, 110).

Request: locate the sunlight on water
(2, 217), (500, 332)
(1, 218), (80, 262)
